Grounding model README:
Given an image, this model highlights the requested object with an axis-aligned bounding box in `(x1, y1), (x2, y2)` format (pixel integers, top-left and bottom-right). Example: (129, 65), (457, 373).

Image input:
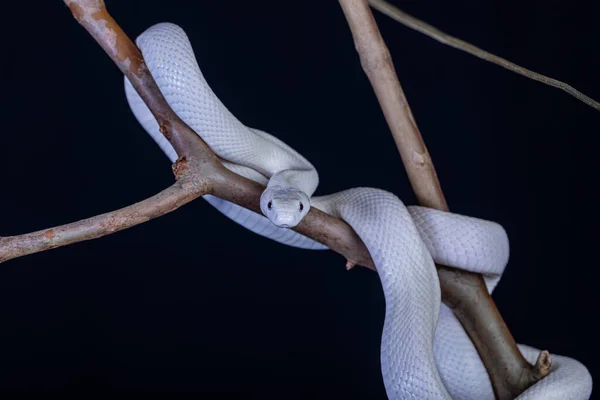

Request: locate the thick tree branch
(64, 0), (210, 159)
(0, 153), (374, 269)
(368, 0), (600, 112)
(337, 0), (550, 398)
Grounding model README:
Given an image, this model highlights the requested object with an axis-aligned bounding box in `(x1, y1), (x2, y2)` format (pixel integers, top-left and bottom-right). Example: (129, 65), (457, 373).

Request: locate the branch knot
(172, 157), (189, 180)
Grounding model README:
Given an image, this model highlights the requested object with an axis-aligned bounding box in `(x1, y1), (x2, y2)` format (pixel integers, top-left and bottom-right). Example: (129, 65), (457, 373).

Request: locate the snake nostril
(267, 201), (272, 210)
(299, 202), (304, 212)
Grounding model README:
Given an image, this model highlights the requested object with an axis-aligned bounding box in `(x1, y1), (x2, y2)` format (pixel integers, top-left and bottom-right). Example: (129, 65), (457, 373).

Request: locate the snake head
(260, 186), (310, 228)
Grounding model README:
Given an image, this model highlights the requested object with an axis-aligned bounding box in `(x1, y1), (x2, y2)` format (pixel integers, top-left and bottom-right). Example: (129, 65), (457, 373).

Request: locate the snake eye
(267, 201), (272, 210)
(299, 202), (304, 212)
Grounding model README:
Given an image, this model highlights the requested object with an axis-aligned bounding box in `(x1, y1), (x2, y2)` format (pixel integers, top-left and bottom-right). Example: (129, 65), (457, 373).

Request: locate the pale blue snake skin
(124, 23), (592, 400)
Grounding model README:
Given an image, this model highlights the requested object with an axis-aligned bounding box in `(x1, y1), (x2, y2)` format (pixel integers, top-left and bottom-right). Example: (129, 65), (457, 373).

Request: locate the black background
(0, 0), (598, 398)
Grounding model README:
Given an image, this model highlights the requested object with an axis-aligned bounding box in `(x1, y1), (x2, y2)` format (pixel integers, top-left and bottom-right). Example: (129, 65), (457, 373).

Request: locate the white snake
(124, 23), (592, 399)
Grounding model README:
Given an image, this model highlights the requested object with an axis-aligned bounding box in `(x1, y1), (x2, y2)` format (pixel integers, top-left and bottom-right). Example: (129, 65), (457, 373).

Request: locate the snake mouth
(270, 209), (301, 228)
(273, 218), (299, 229)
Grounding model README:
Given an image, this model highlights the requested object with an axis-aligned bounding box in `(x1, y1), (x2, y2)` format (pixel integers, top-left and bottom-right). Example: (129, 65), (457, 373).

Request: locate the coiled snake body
(125, 23), (592, 399)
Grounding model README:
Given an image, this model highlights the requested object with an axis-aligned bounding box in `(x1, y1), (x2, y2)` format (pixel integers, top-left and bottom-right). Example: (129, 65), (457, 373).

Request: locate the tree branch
(64, 0), (211, 159)
(337, 0), (550, 398)
(0, 163), (206, 264)
(368, 0), (600, 112)
(339, 0), (447, 211)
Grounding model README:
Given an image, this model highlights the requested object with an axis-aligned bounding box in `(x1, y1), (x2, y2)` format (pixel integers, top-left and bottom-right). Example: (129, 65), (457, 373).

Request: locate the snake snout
(271, 211), (299, 228)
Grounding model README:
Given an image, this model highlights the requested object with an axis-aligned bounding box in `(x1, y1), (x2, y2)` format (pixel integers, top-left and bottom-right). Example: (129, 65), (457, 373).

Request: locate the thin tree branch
(0, 165), (206, 264)
(368, 0), (600, 111)
(0, 2), (552, 399)
(338, 0), (550, 398)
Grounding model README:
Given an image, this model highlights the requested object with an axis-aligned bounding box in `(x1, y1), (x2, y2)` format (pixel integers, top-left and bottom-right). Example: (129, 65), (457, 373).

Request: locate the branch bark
(337, 1), (551, 398)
